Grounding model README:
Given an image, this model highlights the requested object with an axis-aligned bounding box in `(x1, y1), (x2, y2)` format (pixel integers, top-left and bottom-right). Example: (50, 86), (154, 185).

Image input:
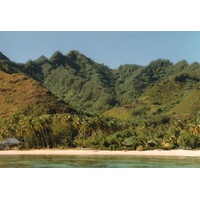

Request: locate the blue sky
(0, 31), (199, 69)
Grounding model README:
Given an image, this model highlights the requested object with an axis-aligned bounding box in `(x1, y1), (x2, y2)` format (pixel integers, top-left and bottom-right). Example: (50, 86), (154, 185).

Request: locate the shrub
(178, 131), (200, 149)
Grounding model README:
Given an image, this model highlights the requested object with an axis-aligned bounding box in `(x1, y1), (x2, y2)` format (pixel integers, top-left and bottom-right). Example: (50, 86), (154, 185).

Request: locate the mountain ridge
(0, 70), (76, 117)
(0, 50), (200, 120)
(0, 52), (10, 61)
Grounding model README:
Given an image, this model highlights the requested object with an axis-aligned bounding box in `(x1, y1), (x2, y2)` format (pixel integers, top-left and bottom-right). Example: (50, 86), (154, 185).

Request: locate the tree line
(0, 108), (200, 150)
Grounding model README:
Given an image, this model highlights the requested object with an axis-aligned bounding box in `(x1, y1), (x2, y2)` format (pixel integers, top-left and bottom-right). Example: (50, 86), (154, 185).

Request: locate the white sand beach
(1, 149), (200, 156)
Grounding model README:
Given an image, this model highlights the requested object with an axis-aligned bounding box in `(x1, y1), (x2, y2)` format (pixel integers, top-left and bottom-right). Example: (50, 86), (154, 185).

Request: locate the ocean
(1, 154), (200, 168)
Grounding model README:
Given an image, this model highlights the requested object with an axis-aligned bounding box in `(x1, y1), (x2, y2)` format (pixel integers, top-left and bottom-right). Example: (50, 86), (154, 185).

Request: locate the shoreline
(1, 149), (200, 156)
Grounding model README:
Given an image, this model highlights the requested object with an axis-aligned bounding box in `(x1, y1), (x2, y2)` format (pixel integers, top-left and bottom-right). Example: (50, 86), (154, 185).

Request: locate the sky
(0, 31), (200, 69)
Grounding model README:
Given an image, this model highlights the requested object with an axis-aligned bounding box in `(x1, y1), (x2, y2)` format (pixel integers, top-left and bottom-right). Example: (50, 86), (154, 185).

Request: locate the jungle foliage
(0, 107), (199, 150)
(0, 51), (200, 150)
(0, 51), (200, 116)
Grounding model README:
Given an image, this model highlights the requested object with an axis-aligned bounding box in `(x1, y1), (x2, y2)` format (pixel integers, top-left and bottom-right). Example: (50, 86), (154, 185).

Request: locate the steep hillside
(104, 62), (200, 121)
(42, 51), (117, 114)
(8, 50), (116, 115)
(1, 51), (200, 150)
(0, 52), (10, 61)
(113, 59), (173, 104)
(0, 70), (76, 117)
(0, 50), (200, 119)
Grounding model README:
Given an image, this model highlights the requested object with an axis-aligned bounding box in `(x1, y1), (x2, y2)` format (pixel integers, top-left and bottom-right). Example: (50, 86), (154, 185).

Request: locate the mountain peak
(50, 51), (69, 65)
(67, 50), (88, 61)
(0, 52), (10, 61)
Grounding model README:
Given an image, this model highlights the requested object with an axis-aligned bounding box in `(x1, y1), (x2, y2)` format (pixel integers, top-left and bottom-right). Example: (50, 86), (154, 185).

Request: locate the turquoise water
(1, 155), (200, 167)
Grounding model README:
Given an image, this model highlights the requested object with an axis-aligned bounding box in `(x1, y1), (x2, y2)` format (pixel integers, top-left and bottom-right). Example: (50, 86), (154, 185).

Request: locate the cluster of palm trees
(0, 111), (200, 150)
(0, 113), (131, 149)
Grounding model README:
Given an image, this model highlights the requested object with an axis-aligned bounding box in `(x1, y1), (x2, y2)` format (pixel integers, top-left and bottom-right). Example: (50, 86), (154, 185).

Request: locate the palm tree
(38, 115), (52, 148)
(62, 114), (74, 148)
(32, 117), (46, 148)
(188, 117), (200, 135)
(189, 124), (200, 135)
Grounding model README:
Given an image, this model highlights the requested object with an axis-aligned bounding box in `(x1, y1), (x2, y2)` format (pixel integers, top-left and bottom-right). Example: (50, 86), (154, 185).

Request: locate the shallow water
(1, 155), (200, 168)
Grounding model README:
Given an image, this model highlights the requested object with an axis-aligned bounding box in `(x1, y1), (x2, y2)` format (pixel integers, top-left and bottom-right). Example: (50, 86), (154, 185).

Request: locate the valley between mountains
(0, 50), (199, 150)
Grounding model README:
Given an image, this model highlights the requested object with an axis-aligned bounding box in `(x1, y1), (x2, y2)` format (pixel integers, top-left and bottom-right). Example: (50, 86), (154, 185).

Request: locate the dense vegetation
(1, 51), (200, 117)
(0, 108), (199, 150)
(0, 70), (76, 117)
(0, 50), (200, 150)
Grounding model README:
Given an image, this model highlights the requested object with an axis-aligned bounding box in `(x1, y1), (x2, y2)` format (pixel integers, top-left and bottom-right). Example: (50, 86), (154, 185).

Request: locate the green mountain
(0, 52), (10, 61)
(1, 51), (200, 150)
(0, 53), (77, 117)
(0, 51), (117, 115)
(0, 50), (200, 120)
(105, 60), (200, 121)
